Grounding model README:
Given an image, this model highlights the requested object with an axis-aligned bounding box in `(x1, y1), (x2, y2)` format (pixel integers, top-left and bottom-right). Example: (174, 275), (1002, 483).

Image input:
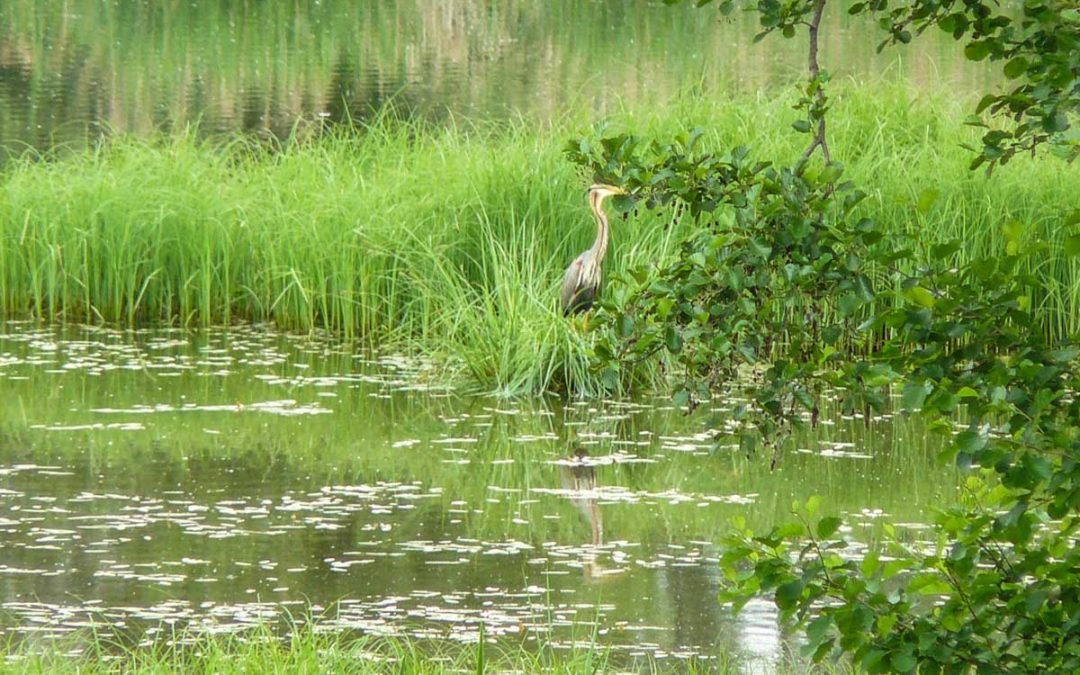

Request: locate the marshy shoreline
(3, 83), (1077, 395)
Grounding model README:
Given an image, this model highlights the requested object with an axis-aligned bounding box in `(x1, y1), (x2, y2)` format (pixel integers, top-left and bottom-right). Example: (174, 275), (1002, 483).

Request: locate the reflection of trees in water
(653, 562), (727, 658)
(0, 55), (31, 163)
(324, 50), (420, 128)
(0, 0), (988, 163)
(0, 32), (105, 161)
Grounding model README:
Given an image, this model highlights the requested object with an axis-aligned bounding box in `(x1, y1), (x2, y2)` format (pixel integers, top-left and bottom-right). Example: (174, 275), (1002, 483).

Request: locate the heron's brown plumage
(560, 184), (622, 315)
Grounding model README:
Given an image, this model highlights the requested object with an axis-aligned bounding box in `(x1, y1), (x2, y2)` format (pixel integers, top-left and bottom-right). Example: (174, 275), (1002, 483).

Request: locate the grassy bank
(2, 81), (1078, 393)
(0, 625), (746, 674)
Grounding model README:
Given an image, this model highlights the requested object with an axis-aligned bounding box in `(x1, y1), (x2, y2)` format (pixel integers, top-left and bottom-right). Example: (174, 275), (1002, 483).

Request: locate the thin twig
(802, 0), (830, 162)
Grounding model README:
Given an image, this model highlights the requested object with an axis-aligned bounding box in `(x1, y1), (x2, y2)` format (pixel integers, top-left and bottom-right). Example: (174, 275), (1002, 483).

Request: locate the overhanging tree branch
(801, 0), (830, 162)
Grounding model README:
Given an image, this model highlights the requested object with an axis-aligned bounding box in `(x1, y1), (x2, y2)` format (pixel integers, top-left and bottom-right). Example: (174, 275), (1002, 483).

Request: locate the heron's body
(560, 184), (623, 316)
(560, 250), (601, 315)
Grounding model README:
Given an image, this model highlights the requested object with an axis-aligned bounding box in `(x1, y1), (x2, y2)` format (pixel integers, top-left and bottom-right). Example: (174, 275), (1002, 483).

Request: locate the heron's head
(587, 184), (626, 201)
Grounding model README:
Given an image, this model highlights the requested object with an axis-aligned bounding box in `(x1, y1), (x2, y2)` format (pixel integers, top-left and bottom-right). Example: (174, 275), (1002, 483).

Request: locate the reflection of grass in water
(0, 374), (957, 546)
(1, 84), (1079, 395)
(0, 329), (936, 671)
(0, 324), (957, 546)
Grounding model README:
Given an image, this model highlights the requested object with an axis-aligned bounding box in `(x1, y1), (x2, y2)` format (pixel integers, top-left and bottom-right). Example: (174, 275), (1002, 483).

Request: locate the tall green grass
(0, 112), (684, 394)
(1, 82), (1078, 393)
(0, 623), (756, 674)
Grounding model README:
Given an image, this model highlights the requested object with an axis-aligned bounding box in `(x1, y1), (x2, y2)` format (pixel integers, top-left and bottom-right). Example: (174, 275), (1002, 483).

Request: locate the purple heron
(560, 184), (626, 315)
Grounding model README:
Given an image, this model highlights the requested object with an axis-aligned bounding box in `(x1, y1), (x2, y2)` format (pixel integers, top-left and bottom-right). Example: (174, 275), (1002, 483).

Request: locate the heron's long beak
(589, 183), (626, 197)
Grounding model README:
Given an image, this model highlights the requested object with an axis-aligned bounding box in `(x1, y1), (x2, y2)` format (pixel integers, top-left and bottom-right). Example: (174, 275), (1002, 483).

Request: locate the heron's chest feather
(583, 257), (601, 282)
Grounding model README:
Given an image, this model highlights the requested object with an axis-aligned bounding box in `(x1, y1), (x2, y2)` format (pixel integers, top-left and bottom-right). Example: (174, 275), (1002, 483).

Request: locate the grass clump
(1, 81), (1077, 394)
(0, 623), (760, 674)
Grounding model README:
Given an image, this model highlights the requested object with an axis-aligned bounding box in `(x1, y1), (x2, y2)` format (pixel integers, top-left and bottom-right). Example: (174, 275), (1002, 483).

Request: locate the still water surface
(1, 1), (973, 667)
(0, 323), (955, 666)
(0, 0), (996, 163)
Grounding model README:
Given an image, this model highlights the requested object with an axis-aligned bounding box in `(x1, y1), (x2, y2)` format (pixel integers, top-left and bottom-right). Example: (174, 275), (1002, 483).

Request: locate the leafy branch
(568, 0), (1080, 670)
(801, 0), (830, 161)
(687, 0), (1080, 171)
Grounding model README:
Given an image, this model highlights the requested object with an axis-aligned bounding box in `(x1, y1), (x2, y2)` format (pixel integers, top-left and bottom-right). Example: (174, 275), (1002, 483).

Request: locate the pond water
(1, 3), (971, 665)
(0, 0), (997, 164)
(0, 323), (957, 667)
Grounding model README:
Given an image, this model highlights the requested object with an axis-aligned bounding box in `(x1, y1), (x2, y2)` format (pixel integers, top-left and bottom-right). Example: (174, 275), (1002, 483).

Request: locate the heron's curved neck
(588, 191), (609, 262)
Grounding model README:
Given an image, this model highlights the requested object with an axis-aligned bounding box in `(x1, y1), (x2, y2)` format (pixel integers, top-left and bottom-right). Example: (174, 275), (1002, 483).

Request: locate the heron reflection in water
(559, 447), (623, 581)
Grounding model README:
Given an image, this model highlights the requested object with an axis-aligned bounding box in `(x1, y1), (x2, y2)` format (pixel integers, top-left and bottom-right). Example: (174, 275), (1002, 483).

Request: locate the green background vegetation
(2, 84), (1078, 394)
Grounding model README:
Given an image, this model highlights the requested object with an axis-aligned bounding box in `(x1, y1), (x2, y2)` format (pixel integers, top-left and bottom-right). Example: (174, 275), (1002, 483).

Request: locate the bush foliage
(571, 0), (1080, 671)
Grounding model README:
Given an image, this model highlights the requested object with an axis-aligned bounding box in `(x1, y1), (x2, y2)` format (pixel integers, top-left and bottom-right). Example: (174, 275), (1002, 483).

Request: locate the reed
(1, 81), (1077, 393)
(0, 622), (747, 674)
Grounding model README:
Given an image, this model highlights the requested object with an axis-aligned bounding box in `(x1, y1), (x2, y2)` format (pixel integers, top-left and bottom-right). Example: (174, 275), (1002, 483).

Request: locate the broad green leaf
(819, 163), (844, 183)
(1025, 589), (1049, 613)
(903, 286), (936, 308)
(775, 579), (804, 610)
(1045, 112), (1068, 133)
(964, 40), (992, 61)
(817, 516), (842, 539)
(940, 611), (964, 632)
(805, 615), (832, 647)
(901, 379), (931, 411)
(1003, 56), (1028, 79)
(875, 613), (897, 636)
(937, 12), (962, 33)
(837, 293), (862, 317)
(954, 429), (987, 456)
(656, 297), (675, 320)
(854, 274), (874, 301)
(862, 649), (888, 672)
(1048, 347), (1080, 362)
(861, 551), (879, 577)
(1002, 220), (1023, 256)
(664, 326), (683, 353)
(891, 650), (917, 673)
(909, 572), (951, 595)
(974, 93), (996, 114)
(600, 367), (620, 390)
(931, 241), (961, 260)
